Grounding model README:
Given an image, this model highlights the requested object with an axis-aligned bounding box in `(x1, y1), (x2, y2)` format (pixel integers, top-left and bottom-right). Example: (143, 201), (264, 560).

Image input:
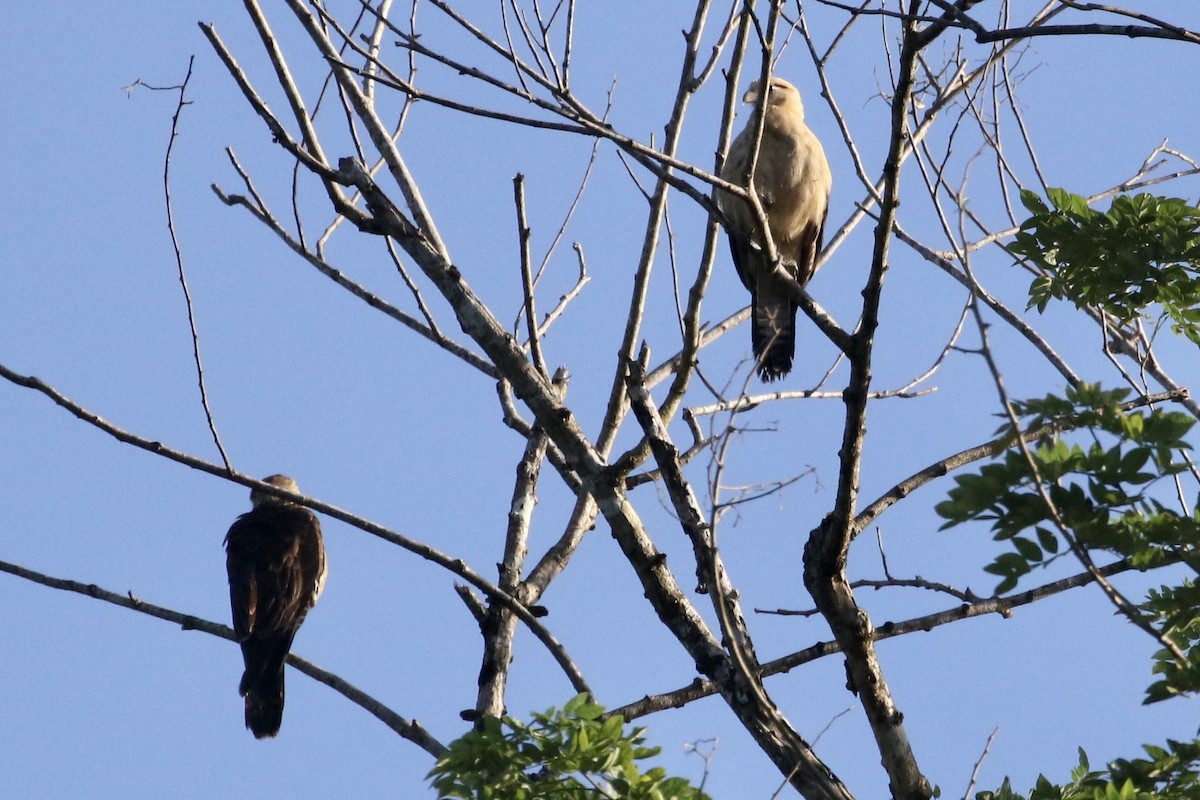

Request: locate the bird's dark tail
(751, 295), (797, 382)
(238, 635), (293, 739)
(242, 672), (285, 739)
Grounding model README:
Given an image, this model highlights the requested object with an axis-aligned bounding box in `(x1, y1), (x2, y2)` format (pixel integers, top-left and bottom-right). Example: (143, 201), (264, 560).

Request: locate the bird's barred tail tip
(753, 319), (796, 382)
(757, 353), (793, 382)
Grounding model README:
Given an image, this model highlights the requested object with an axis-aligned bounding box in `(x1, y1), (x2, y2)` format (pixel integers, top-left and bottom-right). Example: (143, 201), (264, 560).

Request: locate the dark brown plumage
(224, 474), (326, 739)
(718, 77), (832, 381)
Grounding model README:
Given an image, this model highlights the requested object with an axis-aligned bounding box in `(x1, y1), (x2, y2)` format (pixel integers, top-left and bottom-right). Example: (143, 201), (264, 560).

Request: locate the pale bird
(718, 77), (832, 381)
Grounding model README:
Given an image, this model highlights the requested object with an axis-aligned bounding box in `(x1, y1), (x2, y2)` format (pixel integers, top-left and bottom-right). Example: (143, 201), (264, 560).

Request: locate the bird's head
(743, 77), (804, 117)
(250, 474), (301, 508)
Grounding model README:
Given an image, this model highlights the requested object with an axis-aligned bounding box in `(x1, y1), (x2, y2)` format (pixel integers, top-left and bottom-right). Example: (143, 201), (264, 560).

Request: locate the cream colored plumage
(718, 77), (832, 381)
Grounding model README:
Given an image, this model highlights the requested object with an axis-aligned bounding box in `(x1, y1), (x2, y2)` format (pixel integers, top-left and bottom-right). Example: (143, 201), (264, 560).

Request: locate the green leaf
(1034, 526), (1059, 553)
(1011, 536), (1043, 562)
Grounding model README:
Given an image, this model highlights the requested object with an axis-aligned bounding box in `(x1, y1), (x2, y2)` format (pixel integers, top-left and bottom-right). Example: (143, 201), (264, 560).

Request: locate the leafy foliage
(1010, 188), (1200, 344)
(936, 383), (1200, 706)
(952, 182), (1200, 798)
(1141, 581), (1200, 703)
(1108, 739), (1200, 796)
(976, 743), (1200, 800)
(427, 694), (711, 800)
(935, 384), (1195, 594)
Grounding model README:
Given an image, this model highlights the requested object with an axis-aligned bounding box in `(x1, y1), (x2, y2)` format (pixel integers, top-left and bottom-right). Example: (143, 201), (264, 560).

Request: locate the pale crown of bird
(743, 78), (809, 139)
(249, 474), (301, 508)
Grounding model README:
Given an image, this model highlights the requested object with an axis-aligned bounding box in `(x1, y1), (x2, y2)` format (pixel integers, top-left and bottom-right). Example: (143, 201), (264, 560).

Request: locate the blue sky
(3, 2), (1199, 798)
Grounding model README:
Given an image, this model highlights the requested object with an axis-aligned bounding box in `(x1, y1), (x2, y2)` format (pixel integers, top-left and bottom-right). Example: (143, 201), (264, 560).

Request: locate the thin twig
(962, 727), (999, 800)
(534, 243), (589, 339)
(130, 59), (233, 472)
(513, 174), (550, 379)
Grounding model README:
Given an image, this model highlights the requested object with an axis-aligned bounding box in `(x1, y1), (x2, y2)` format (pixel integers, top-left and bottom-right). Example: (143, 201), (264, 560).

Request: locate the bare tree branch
(614, 555), (1152, 721)
(0, 557), (447, 757)
(475, 416), (553, 719)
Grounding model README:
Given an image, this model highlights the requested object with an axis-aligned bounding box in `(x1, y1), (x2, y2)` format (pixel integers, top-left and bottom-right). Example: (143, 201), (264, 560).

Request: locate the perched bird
(224, 474), (326, 739)
(718, 77), (832, 381)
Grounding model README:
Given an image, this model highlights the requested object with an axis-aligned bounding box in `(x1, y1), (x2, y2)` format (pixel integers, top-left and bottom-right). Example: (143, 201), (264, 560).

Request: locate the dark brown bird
(224, 474), (326, 738)
(718, 77), (832, 381)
